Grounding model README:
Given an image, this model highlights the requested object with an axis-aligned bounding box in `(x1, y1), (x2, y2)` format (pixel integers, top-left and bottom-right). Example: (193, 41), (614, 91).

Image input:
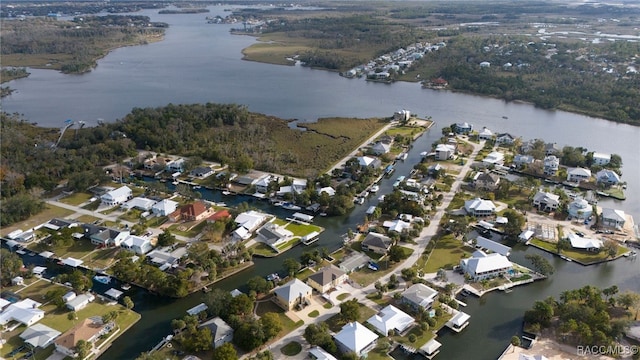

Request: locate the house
(592, 152), (611, 166)
(235, 210), (268, 233)
(317, 186), (336, 197)
(256, 222), (293, 248)
(596, 169), (621, 185)
(474, 172), (500, 190)
(435, 144), (456, 161)
(273, 278), (313, 311)
(333, 322), (378, 356)
(100, 186), (132, 206)
(190, 166), (214, 179)
(121, 197), (156, 211)
(292, 179), (307, 193)
(0, 299), (44, 326)
(199, 317), (234, 349)
(460, 250), (512, 281)
(600, 208), (626, 228)
(165, 158), (185, 172)
(495, 133), (515, 145)
(66, 293), (95, 311)
(358, 156), (381, 168)
(43, 218), (78, 231)
(567, 232), (602, 252)
(512, 154), (535, 168)
(361, 232), (393, 254)
(372, 142), (391, 155)
(567, 167), (592, 183)
(54, 318), (112, 358)
(479, 61), (491, 68)
(151, 199), (179, 216)
(464, 198), (496, 216)
(147, 248), (183, 268)
(532, 191), (560, 211)
(62, 257), (84, 268)
(306, 266), (347, 294)
(382, 219), (411, 233)
(483, 151), (505, 166)
(543, 155), (560, 176)
(309, 346), (338, 360)
(453, 122), (473, 134)
(121, 235), (153, 255)
(339, 252), (369, 273)
(255, 175), (273, 194)
(478, 127), (493, 140)
(206, 209), (231, 223)
(87, 227), (130, 247)
(21, 323), (61, 348)
(366, 305), (415, 336)
(544, 143), (561, 156)
(567, 198), (592, 219)
(402, 283), (438, 311)
(169, 201), (211, 222)
(12, 276), (24, 286)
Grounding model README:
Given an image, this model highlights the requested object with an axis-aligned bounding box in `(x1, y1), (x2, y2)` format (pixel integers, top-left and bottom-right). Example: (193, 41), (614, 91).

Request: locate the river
(2, 5), (639, 359)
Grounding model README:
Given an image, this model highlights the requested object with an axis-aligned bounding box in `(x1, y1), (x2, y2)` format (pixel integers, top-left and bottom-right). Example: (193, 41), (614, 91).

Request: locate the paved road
(46, 200), (135, 228)
(256, 140), (484, 359)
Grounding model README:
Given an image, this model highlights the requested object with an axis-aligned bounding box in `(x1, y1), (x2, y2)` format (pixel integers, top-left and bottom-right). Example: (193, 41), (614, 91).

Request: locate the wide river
(3, 5), (640, 359)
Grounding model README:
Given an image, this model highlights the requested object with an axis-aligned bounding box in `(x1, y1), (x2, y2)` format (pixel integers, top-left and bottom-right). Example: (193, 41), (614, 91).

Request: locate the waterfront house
(55, 318), (112, 358)
(317, 186), (336, 197)
(121, 235), (153, 255)
(544, 143), (561, 156)
(361, 232), (393, 254)
(592, 152), (611, 166)
(273, 278), (313, 311)
(543, 155), (559, 176)
(512, 154), (535, 168)
(600, 208), (626, 228)
(169, 201), (211, 222)
(567, 198), (592, 219)
(256, 222), (292, 248)
(255, 175), (273, 193)
(121, 196), (156, 211)
(339, 252), (369, 273)
(0, 299), (44, 327)
(372, 141), (391, 155)
(478, 127), (493, 140)
(190, 166), (214, 179)
(596, 169), (621, 185)
(567, 232), (602, 252)
(464, 198), (497, 217)
(453, 122), (473, 134)
(306, 266), (347, 294)
(20, 323), (61, 349)
(151, 199), (179, 217)
(292, 179), (307, 193)
(475, 236), (511, 256)
(199, 317), (234, 349)
(567, 167), (592, 183)
(366, 305), (415, 336)
(85, 226), (130, 247)
(495, 133), (515, 145)
(165, 158), (185, 173)
(474, 172), (500, 191)
(383, 219), (411, 233)
(483, 151), (505, 166)
(532, 191), (560, 211)
(435, 144), (456, 161)
(333, 322), (378, 356)
(100, 186), (132, 206)
(147, 248), (182, 269)
(66, 293), (95, 312)
(309, 346), (338, 360)
(358, 156), (381, 168)
(234, 210), (268, 233)
(460, 250), (512, 281)
(402, 283), (438, 311)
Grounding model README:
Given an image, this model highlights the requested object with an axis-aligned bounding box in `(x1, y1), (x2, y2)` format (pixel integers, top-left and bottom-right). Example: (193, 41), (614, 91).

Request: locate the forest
(1, 16), (166, 73)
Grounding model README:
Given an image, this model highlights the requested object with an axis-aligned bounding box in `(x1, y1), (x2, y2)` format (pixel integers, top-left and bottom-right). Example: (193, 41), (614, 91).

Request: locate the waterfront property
(20, 323), (61, 349)
(273, 278), (313, 311)
(333, 322), (379, 356)
(460, 250), (513, 281)
(543, 156), (559, 176)
(475, 236), (512, 256)
(567, 198), (592, 219)
(306, 266), (347, 294)
(445, 310), (471, 333)
(54, 318), (113, 358)
(361, 232), (393, 254)
(600, 208), (626, 228)
(596, 169), (621, 185)
(474, 171), (500, 191)
(151, 199), (179, 216)
(567, 167), (591, 183)
(464, 198), (497, 217)
(0, 299), (44, 327)
(339, 252), (370, 273)
(198, 317), (234, 349)
(366, 305), (415, 336)
(567, 232), (602, 251)
(532, 191), (560, 212)
(402, 283), (439, 311)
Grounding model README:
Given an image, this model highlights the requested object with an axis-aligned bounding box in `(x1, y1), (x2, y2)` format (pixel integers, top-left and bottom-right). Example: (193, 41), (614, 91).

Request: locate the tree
(341, 352), (358, 360)
(123, 296), (134, 310)
(556, 238), (571, 254)
(602, 285), (619, 300)
(181, 327), (213, 352)
(234, 320), (265, 351)
(228, 294), (254, 317)
(525, 254), (554, 276)
(0, 249), (23, 286)
(247, 276), (272, 294)
(260, 312), (283, 340)
(171, 319), (186, 333)
(603, 240), (618, 258)
(76, 339), (92, 359)
(503, 210), (525, 240)
(204, 289), (233, 318)
(340, 299), (360, 322)
(211, 342), (237, 360)
(510, 335), (521, 347)
(157, 229), (177, 247)
(617, 291), (640, 309)
(303, 323), (335, 352)
(68, 311), (77, 321)
(283, 258), (302, 277)
(388, 245), (408, 262)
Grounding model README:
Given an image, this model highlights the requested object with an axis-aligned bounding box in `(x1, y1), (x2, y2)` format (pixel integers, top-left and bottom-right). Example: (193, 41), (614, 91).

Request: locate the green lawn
(60, 192), (94, 205)
(255, 299), (302, 339)
(350, 241), (383, 260)
(75, 214), (101, 224)
(529, 238), (625, 264)
(0, 204), (74, 237)
(366, 293), (392, 306)
(51, 239), (97, 260)
(284, 222), (322, 237)
(146, 216), (168, 227)
(169, 221), (207, 238)
(325, 303), (377, 332)
(308, 310), (320, 318)
(421, 234), (474, 273)
(119, 209), (143, 222)
(348, 247), (413, 286)
(393, 310), (452, 348)
(276, 237), (300, 251)
(336, 293), (350, 301)
(295, 268), (314, 281)
(84, 247), (120, 270)
(272, 218), (288, 226)
(250, 243), (278, 256)
(281, 341), (302, 356)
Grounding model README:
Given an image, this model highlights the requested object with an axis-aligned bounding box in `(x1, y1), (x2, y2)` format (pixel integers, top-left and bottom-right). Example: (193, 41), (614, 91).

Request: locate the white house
(479, 61), (491, 68)
(460, 250), (512, 281)
(317, 186), (336, 197)
(435, 144), (456, 161)
(309, 346), (338, 360)
(567, 232), (602, 251)
(567, 167), (591, 183)
(20, 324), (61, 349)
(543, 155), (560, 176)
(453, 122), (473, 134)
(121, 197), (156, 211)
(165, 158), (185, 172)
(190, 166), (214, 179)
(100, 186), (132, 206)
(199, 317), (234, 349)
(513, 154), (535, 168)
(372, 142), (391, 155)
(600, 208), (626, 228)
(446, 310), (471, 332)
(464, 198), (496, 216)
(483, 151), (505, 166)
(366, 305), (415, 336)
(592, 152), (611, 166)
(235, 210), (268, 233)
(596, 169), (621, 185)
(257, 222), (293, 248)
(532, 191), (560, 211)
(383, 219), (411, 233)
(402, 283), (438, 310)
(66, 293), (95, 311)
(255, 175), (273, 194)
(152, 199), (179, 216)
(478, 127), (493, 140)
(121, 235), (153, 255)
(475, 236), (511, 256)
(333, 322), (379, 356)
(358, 156), (380, 168)
(496, 133), (515, 145)
(0, 299), (44, 326)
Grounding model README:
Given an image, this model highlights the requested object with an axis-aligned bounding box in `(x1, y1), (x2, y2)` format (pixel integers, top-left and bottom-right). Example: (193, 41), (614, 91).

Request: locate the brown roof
(55, 319), (106, 350)
(181, 202), (207, 217)
(207, 209), (231, 222)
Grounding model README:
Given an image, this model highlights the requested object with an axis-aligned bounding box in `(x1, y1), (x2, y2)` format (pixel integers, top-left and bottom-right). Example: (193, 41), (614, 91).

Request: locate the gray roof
(362, 232), (392, 249)
(475, 236), (511, 256)
(340, 252), (370, 272)
(20, 323), (61, 348)
(402, 283), (438, 308)
(199, 317), (233, 341)
(308, 266), (346, 287)
(274, 279), (312, 302)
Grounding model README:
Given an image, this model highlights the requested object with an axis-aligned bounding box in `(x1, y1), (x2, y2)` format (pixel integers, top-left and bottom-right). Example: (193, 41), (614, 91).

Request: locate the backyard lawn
(284, 221), (322, 237)
(421, 234), (474, 273)
(169, 221), (207, 238)
(250, 242), (278, 256)
(325, 302), (377, 332)
(529, 239), (626, 264)
(0, 204), (74, 237)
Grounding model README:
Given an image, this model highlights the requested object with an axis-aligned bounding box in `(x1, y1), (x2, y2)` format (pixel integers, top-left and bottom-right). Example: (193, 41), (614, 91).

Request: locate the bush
(408, 334), (417, 343)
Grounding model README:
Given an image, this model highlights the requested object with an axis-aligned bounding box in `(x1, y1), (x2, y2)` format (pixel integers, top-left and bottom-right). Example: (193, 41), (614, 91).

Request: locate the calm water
(2, 6), (639, 359)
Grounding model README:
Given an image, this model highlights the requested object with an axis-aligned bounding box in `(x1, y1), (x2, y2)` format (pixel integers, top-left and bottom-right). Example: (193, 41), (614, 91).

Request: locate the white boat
(419, 151), (428, 157)
(172, 181), (179, 185)
(401, 153), (408, 161)
(282, 203), (302, 211)
(370, 185), (380, 193)
(93, 275), (111, 284)
(222, 190), (231, 195)
(121, 283), (131, 291)
(272, 201), (284, 207)
(266, 273), (280, 281)
(193, 185), (201, 190)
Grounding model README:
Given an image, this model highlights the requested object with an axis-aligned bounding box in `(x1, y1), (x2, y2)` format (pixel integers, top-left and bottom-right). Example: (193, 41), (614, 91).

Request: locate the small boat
(319, 212), (328, 217)
(401, 153), (408, 161)
(282, 203), (302, 211)
(370, 185), (380, 193)
(222, 190), (231, 195)
(266, 273), (280, 281)
(193, 185), (201, 190)
(121, 283), (131, 291)
(172, 181), (179, 185)
(93, 275), (111, 284)
(502, 116), (509, 119)
(272, 201), (284, 207)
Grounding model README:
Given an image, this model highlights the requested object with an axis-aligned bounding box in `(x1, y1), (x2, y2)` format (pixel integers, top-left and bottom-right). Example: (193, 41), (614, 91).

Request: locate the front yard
(348, 246), (414, 287)
(325, 302), (377, 332)
(420, 234), (475, 273)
